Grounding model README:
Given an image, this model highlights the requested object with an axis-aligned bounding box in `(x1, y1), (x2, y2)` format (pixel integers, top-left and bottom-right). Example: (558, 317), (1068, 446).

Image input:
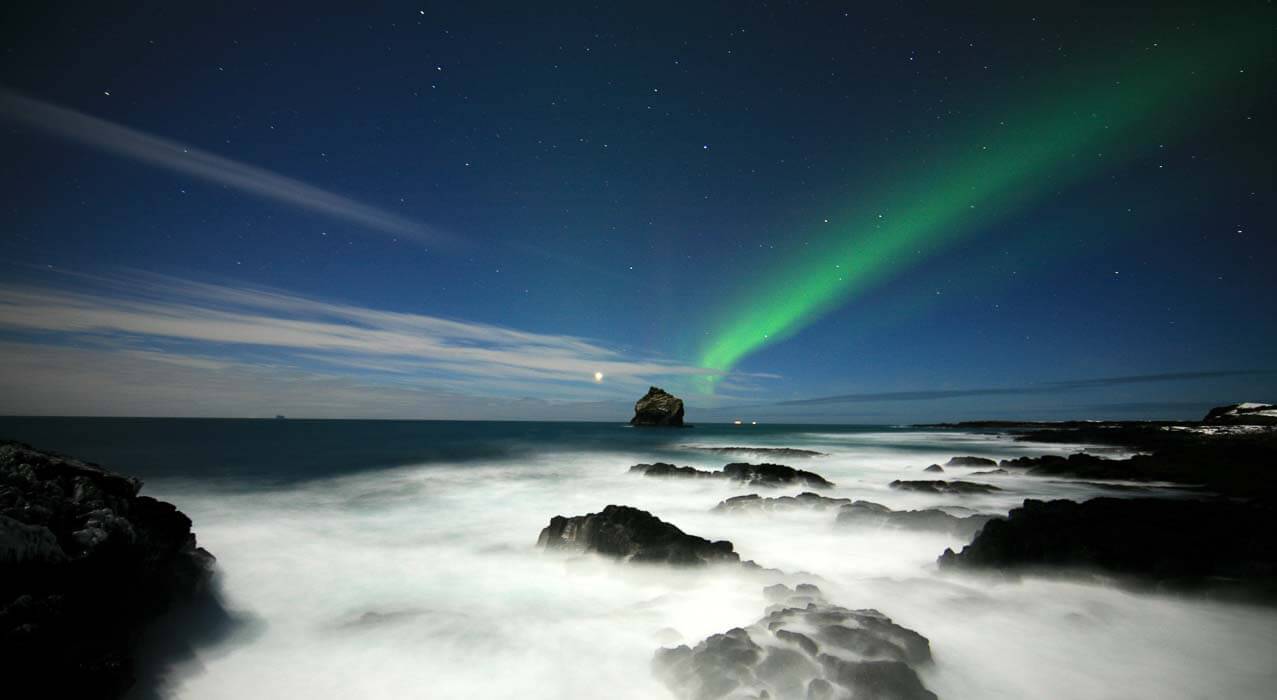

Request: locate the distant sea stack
(630, 386), (686, 427)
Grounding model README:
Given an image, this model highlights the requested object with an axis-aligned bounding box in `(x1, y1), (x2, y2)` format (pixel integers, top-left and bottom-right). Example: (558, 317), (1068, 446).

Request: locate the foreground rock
(654, 584), (937, 700)
(631, 386), (686, 426)
(537, 505), (739, 565)
(837, 500), (997, 539)
(0, 441), (218, 697)
(889, 479), (1000, 495)
(631, 462), (834, 489)
(714, 492), (851, 513)
(939, 497), (1277, 601)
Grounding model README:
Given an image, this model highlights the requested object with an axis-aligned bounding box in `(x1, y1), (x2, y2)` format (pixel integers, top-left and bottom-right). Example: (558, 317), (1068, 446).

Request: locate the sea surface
(3, 417), (1275, 699)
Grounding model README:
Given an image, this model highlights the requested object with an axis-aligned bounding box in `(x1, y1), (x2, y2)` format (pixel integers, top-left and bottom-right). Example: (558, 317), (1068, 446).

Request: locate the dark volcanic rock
(723, 463), (834, 489)
(686, 446), (826, 458)
(630, 462), (835, 488)
(1203, 402), (1277, 426)
(653, 585), (936, 700)
(970, 468), (1009, 476)
(631, 386), (686, 427)
(923, 464), (944, 473)
(0, 441), (219, 698)
(939, 497), (1277, 600)
(945, 456), (997, 467)
(537, 505), (739, 566)
(837, 500), (997, 539)
(889, 479), (1000, 495)
(630, 463), (718, 479)
(713, 492), (851, 513)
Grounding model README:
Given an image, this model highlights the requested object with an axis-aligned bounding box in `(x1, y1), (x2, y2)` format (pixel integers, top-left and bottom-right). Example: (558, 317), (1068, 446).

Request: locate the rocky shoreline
(0, 441), (225, 698)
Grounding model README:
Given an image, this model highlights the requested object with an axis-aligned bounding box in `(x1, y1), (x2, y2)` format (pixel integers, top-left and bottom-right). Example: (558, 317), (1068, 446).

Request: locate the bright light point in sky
(593, 371), (604, 383)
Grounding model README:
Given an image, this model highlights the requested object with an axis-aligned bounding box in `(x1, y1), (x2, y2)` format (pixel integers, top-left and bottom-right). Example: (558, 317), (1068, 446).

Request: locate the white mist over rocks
(146, 430), (1277, 699)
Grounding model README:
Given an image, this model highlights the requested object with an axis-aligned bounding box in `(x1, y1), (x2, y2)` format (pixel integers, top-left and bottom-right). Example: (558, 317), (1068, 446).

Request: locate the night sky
(0, 2), (1273, 422)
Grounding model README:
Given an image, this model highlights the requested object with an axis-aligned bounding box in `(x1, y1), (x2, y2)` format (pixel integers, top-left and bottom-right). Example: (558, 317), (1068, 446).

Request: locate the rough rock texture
(1203, 402), (1277, 426)
(923, 465), (944, 473)
(945, 456), (997, 467)
(631, 386), (686, 426)
(723, 463), (834, 489)
(713, 492), (851, 513)
(630, 462), (834, 488)
(653, 585), (937, 700)
(939, 497), (1277, 600)
(837, 500), (997, 539)
(889, 480), (1000, 495)
(686, 446), (826, 458)
(0, 441), (217, 697)
(630, 463), (719, 479)
(537, 505), (739, 565)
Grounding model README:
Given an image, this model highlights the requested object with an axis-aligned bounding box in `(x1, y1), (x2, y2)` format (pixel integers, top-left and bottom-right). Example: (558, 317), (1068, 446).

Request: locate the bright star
(593, 371), (604, 383)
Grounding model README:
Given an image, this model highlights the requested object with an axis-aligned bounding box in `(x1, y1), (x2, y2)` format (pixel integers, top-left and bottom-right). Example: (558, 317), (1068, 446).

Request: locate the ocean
(3, 417), (1274, 699)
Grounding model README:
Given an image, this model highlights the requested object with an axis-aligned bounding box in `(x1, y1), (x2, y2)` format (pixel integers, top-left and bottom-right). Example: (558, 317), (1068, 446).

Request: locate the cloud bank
(0, 274), (714, 418)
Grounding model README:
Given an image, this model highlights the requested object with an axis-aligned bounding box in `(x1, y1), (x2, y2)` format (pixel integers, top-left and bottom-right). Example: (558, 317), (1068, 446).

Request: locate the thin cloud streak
(0, 89), (448, 244)
(774, 370), (1273, 406)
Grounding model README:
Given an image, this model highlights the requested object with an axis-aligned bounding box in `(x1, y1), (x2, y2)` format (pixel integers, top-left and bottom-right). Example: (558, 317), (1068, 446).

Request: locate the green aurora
(697, 19), (1270, 380)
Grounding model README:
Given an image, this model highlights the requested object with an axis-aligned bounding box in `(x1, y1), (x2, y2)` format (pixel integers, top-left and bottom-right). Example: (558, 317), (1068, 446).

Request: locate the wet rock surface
(0, 441), (220, 698)
(713, 492), (852, 513)
(631, 386), (687, 426)
(939, 497), (1277, 600)
(889, 480), (1000, 495)
(538, 504), (739, 566)
(945, 456), (996, 467)
(631, 462), (834, 489)
(653, 584), (937, 700)
(837, 500), (998, 539)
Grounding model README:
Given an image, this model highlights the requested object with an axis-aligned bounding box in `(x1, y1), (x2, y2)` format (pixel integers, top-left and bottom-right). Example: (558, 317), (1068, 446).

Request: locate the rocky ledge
(537, 505), (739, 566)
(939, 497), (1277, 601)
(714, 492), (850, 513)
(654, 583), (937, 700)
(684, 446), (826, 458)
(889, 479), (1000, 495)
(631, 462), (834, 489)
(837, 500), (998, 539)
(631, 386), (687, 427)
(0, 441), (218, 697)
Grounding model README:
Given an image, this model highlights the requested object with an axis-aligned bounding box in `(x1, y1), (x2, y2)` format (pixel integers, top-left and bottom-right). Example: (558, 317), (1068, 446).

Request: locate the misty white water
(146, 429), (1277, 699)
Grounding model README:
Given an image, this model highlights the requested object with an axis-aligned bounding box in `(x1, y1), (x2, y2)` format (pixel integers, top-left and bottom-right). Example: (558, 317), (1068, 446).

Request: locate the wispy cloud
(0, 89), (448, 244)
(0, 273), (716, 417)
(774, 370), (1273, 406)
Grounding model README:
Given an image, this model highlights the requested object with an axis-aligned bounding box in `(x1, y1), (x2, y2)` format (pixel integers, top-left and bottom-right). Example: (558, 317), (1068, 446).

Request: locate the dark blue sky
(0, 2), (1273, 421)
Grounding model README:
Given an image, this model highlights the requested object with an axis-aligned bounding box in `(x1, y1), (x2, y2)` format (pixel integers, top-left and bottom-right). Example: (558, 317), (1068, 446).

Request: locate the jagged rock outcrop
(653, 584), (937, 700)
(537, 505), (738, 566)
(631, 387), (686, 426)
(714, 492), (851, 513)
(889, 479), (1000, 495)
(0, 441), (218, 697)
(630, 462), (834, 489)
(630, 462), (720, 479)
(945, 456), (996, 467)
(939, 497), (1277, 600)
(1202, 402), (1277, 426)
(837, 500), (997, 539)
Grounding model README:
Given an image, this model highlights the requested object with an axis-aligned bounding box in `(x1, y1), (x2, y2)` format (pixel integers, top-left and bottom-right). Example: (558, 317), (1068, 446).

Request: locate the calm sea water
(3, 417), (1275, 699)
